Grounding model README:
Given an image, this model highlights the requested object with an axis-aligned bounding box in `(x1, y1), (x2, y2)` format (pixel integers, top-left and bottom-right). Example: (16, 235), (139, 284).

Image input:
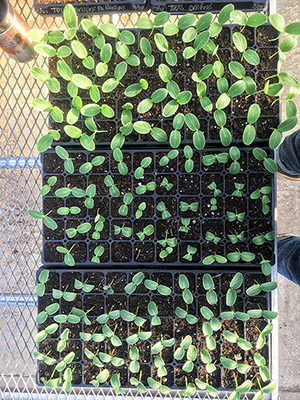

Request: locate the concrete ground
(276, 1), (300, 399)
(0, 0), (300, 398)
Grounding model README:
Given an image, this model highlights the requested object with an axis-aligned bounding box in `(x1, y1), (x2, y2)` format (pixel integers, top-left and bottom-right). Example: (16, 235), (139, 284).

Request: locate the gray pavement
(276, 0), (300, 398)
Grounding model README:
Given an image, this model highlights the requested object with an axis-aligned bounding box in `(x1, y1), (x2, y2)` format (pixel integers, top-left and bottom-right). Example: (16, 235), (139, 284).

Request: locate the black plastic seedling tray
(34, 0), (149, 16)
(150, 0), (267, 14)
(42, 146), (275, 268)
(37, 267), (272, 391)
(49, 26), (279, 148)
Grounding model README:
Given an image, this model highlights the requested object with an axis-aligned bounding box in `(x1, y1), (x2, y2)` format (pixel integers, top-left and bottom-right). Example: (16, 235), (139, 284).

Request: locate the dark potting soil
(42, 147), (274, 267)
(48, 25), (279, 146)
(37, 270), (271, 390)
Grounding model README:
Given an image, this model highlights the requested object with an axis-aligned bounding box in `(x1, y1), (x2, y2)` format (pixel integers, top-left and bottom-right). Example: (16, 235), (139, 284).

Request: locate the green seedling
(254, 353), (271, 382)
(110, 373), (124, 395)
(125, 272), (145, 294)
(133, 121), (167, 142)
(114, 223), (132, 238)
(179, 218), (191, 233)
(160, 177), (173, 191)
(36, 303), (60, 324)
(84, 348), (104, 368)
(36, 269), (50, 297)
(103, 279), (114, 294)
(91, 245), (105, 263)
(202, 152), (229, 166)
(220, 309), (250, 322)
(226, 272), (244, 306)
(247, 307), (278, 320)
(227, 210), (245, 222)
(56, 244), (76, 266)
(205, 231), (221, 245)
(152, 337), (175, 355)
(130, 374), (147, 394)
(252, 231), (275, 245)
(57, 328), (70, 352)
(221, 356), (251, 374)
(101, 324), (122, 347)
(232, 182), (245, 197)
(183, 245), (197, 261)
(139, 37), (155, 68)
(102, 61), (127, 93)
(90, 369), (110, 387)
(66, 222), (91, 238)
(92, 213), (105, 239)
(126, 327), (152, 345)
(174, 335), (192, 360)
(252, 148), (278, 173)
(147, 377), (170, 395)
(175, 304), (198, 325)
(55, 146), (74, 174)
(97, 308), (120, 324)
(118, 193), (133, 216)
(228, 231), (245, 244)
(200, 348), (217, 374)
(120, 309), (147, 327)
(57, 206), (81, 216)
(195, 376), (219, 398)
(52, 285), (76, 302)
(200, 306), (222, 334)
(147, 301), (161, 326)
(34, 323), (58, 343)
(180, 201), (199, 212)
(202, 274), (218, 305)
(137, 224), (154, 240)
(129, 346), (140, 374)
(112, 147), (128, 175)
(210, 197), (218, 211)
(54, 311), (81, 324)
(34, 350), (56, 366)
(227, 249), (255, 263)
(144, 279), (171, 295)
(104, 175), (120, 197)
(72, 306), (94, 325)
(184, 145), (194, 172)
(116, 41), (140, 67)
(227, 378), (253, 400)
(223, 330), (253, 351)
(156, 201), (171, 219)
(55, 352), (75, 372)
(208, 181), (221, 197)
(135, 202), (146, 219)
(79, 155), (105, 174)
(125, 79), (148, 97)
(159, 149), (178, 167)
(242, 104), (261, 145)
(259, 254), (273, 276)
(134, 157), (152, 179)
(202, 253), (227, 265)
(154, 353), (168, 378)
(28, 209), (58, 231)
(135, 181), (156, 195)
(40, 176), (57, 196)
(246, 281), (277, 296)
(253, 380), (277, 400)
(228, 146), (241, 174)
(180, 377), (196, 397)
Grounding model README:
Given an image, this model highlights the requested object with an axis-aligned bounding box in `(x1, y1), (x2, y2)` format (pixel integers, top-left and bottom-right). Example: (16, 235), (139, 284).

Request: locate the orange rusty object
(0, 0), (36, 62)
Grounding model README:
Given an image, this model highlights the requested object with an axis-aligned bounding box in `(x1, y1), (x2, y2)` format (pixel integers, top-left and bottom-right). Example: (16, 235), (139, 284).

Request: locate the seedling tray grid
(0, 0), (278, 399)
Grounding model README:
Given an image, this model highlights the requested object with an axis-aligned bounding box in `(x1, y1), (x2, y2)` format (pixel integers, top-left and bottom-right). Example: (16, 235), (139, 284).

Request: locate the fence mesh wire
(0, 0), (271, 398)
